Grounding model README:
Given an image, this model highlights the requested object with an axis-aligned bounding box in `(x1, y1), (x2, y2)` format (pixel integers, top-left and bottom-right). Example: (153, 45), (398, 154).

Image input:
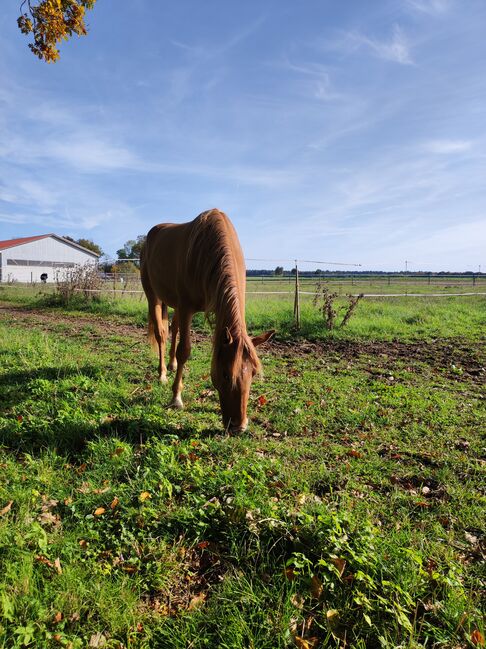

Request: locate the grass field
(0, 286), (485, 648)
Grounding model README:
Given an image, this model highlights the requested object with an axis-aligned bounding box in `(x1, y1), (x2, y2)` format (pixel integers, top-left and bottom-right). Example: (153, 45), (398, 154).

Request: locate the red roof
(0, 234), (50, 251)
(0, 234), (100, 256)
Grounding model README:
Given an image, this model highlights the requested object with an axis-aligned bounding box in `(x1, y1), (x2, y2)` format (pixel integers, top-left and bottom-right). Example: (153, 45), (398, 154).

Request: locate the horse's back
(142, 209), (244, 311)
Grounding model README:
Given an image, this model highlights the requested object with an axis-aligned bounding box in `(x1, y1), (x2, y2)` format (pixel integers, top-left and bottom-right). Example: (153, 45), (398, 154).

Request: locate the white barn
(0, 234), (100, 283)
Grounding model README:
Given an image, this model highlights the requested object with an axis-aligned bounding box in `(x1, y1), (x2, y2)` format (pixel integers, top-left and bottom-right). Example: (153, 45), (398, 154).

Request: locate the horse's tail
(147, 316), (159, 354)
(140, 238), (160, 355)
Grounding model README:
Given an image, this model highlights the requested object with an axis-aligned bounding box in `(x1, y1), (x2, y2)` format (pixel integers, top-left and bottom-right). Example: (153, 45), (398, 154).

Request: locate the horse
(140, 209), (274, 433)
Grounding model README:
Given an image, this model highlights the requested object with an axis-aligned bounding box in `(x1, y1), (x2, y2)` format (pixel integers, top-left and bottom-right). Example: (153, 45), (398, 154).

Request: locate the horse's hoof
(168, 398), (184, 410)
(168, 362), (177, 372)
(159, 375), (168, 384)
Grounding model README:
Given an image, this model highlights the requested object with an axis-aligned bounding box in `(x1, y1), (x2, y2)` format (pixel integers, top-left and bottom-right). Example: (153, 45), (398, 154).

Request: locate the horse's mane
(187, 209), (261, 382)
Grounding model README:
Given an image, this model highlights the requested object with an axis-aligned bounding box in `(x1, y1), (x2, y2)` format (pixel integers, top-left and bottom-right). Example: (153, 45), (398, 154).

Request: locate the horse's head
(211, 328), (274, 433)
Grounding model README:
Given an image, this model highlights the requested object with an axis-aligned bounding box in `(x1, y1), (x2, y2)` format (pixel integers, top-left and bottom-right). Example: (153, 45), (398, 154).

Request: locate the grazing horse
(140, 209), (274, 433)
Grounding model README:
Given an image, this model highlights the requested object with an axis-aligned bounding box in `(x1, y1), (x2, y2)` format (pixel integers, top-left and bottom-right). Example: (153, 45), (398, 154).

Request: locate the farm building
(0, 234), (100, 283)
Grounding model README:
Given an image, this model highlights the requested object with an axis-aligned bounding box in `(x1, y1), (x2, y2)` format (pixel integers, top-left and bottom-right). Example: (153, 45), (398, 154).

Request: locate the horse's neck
(214, 269), (246, 339)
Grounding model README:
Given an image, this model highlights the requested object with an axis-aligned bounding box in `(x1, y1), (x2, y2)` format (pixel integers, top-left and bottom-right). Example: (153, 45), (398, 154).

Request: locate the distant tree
(63, 235), (103, 256)
(116, 235), (146, 264)
(315, 268), (322, 276)
(291, 267), (297, 276)
(17, 0), (96, 63)
(111, 261), (140, 275)
(274, 266), (284, 276)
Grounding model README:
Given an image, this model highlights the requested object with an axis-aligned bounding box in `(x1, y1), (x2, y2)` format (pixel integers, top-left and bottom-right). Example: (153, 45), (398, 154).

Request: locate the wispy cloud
(345, 25), (414, 65)
(423, 139), (472, 154)
(406, 0), (452, 16)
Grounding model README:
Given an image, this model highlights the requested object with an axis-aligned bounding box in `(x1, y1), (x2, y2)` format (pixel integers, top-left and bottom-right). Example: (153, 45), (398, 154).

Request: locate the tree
(274, 266), (284, 276)
(63, 235), (103, 256)
(116, 235), (146, 264)
(18, 0), (96, 63)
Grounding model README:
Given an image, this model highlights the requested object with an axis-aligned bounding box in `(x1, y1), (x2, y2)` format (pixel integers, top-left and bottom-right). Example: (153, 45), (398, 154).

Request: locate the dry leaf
(471, 630), (485, 646)
(139, 491), (151, 502)
(94, 507), (106, 516)
(88, 633), (107, 647)
(0, 501), (13, 516)
(326, 609), (340, 623)
(188, 592), (207, 610)
(294, 636), (319, 649)
(290, 593), (304, 609)
(310, 575), (323, 599)
(112, 447), (124, 456)
(53, 634), (63, 644)
(122, 566), (138, 573)
(285, 567), (296, 581)
(79, 539), (88, 549)
(346, 449), (362, 459)
(76, 463), (87, 475)
(54, 558), (62, 574)
(92, 487), (110, 495)
(110, 497), (120, 510)
(53, 611), (63, 624)
(257, 395), (267, 406)
(331, 557), (346, 577)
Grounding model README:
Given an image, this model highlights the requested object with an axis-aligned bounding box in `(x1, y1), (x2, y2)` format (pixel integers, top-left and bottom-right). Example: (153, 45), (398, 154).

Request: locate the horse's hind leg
(169, 308), (192, 409)
(150, 300), (169, 383)
(168, 310), (178, 372)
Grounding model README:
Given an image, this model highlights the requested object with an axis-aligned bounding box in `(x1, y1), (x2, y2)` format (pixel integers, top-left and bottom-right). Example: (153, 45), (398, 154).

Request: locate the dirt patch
(266, 337), (486, 384)
(1, 305), (484, 383)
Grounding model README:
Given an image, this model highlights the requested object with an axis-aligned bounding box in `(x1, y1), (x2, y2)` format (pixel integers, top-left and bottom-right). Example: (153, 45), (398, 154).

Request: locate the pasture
(0, 284), (485, 648)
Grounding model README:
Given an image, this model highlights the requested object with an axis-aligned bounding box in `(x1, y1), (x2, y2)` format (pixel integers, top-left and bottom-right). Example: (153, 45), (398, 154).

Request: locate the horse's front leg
(168, 309), (192, 409)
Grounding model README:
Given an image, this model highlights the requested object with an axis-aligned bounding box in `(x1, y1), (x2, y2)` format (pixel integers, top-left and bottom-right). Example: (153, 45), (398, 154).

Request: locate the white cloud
(406, 0), (452, 15)
(423, 139), (472, 154)
(351, 25), (414, 65)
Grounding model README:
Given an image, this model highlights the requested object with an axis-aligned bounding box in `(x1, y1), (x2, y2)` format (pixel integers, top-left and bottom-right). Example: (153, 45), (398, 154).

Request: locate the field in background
(0, 284), (485, 648)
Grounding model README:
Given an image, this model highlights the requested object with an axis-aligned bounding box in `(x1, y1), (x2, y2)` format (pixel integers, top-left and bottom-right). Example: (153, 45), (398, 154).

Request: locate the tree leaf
(94, 507), (105, 516)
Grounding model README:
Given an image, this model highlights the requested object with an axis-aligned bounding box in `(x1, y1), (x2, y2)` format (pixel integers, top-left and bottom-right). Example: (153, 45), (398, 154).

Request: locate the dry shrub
(313, 280), (363, 329)
(56, 263), (102, 305)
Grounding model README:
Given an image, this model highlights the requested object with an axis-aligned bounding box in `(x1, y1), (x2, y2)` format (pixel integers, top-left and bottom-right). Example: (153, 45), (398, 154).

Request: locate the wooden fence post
(293, 261), (301, 329)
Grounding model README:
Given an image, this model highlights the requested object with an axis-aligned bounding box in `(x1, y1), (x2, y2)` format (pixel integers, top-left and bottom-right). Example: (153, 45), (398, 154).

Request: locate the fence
(3, 268), (485, 329)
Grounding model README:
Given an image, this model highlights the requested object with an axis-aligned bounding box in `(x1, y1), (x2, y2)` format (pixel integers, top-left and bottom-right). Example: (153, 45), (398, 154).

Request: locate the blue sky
(1, 0), (485, 271)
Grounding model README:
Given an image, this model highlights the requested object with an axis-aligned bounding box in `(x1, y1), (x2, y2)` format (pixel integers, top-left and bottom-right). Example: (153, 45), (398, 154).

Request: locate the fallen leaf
(0, 501), (13, 516)
(53, 634), (63, 644)
(76, 463), (87, 475)
(310, 574), (323, 599)
(139, 492), (151, 502)
(331, 557), (346, 577)
(285, 567), (296, 581)
(346, 449), (362, 459)
(257, 395), (267, 407)
(79, 539), (88, 549)
(290, 593), (304, 609)
(53, 611), (63, 624)
(54, 558), (62, 574)
(471, 630), (485, 646)
(110, 497), (119, 510)
(197, 541), (210, 549)
(64, 497), (73, 506)
(112, 447), (124, 457)
(89, 632), (107, 647)
(136, 622), (144, 633)
(94, 507), (106, 516)
(122, 566), (138, 573)
(92, 486), (110, 495)
(188, 592), (206, 610)
(294, 636), (319, 649)
(326, 609), (340, 623)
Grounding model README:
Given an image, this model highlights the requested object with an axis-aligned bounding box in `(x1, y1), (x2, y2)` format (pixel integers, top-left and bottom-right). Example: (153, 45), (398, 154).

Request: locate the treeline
(247, 269), (484, 277)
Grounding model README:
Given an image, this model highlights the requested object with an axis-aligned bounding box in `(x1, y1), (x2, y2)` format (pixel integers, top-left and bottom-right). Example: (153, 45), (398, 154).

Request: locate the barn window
(7, 259), (78, 268)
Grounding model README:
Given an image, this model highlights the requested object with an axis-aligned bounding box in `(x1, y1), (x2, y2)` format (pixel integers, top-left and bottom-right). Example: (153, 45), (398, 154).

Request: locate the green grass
(0, 294), (485, 648)
(1, 283), (485, 342)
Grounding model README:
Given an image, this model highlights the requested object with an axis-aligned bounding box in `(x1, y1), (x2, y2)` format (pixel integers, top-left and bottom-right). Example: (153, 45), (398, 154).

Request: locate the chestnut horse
(140, 209), (273, 433)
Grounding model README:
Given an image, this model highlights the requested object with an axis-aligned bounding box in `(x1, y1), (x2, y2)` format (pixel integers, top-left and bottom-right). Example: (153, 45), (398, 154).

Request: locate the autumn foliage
(17, 0), (96, 63)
